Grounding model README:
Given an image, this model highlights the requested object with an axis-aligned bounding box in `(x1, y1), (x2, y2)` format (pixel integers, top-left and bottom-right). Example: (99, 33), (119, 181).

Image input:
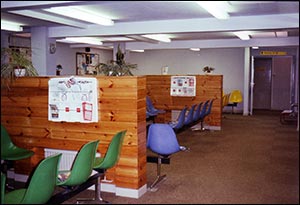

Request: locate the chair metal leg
(149, 157), (167, 191)
(76, 174), (109, 204)
(1, 160), (15, 190)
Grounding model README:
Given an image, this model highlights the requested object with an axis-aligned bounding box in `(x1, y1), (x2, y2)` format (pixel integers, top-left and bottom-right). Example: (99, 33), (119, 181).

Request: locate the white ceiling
(1, 1), (299, 50)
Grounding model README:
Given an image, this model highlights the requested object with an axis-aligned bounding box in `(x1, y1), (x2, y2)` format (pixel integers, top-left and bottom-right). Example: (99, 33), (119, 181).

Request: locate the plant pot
(14, 68), (26, 77)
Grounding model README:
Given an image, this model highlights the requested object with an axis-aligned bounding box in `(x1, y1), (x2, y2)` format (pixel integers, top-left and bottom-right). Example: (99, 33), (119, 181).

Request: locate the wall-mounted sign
(260, 51), (287, 56)
(48, 76), (98, 123)
(170, 76), (196, 96)
(76, 52), (99, 75)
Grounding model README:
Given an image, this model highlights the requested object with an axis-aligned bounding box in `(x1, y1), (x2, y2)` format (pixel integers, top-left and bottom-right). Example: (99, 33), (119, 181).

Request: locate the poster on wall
(48, 76), (98, 123)
(76, 52), (99, 75)
(170, 76), (196, 96)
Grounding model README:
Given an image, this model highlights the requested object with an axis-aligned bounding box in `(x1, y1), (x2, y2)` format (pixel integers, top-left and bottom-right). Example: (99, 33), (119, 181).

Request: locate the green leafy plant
(95, 45), (137, 76)
(1, 47), (38, 88)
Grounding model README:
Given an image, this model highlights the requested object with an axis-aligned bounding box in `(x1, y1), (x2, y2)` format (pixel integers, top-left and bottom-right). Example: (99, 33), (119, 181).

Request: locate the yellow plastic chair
(229, 90), (243, 104)
(228, 90), (243, 113)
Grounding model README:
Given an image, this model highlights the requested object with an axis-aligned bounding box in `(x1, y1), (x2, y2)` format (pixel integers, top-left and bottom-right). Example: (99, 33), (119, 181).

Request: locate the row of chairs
(169, 98), (215, 133)
(146, 95), (215, 132)
(1, 124), (126, 204)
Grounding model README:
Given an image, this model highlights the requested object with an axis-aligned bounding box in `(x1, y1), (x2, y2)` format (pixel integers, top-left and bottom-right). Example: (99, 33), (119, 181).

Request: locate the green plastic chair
(1, 124), (35, 189)
(56, 140), (99, 187)
(77, 130), (126, 203)
(3, 153), (62, 204)
(1, 124), (35, 161)
(1, 173), (5, 204)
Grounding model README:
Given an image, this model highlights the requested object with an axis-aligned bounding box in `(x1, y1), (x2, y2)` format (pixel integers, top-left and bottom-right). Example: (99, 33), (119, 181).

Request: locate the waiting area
(4, 111), (299, 204)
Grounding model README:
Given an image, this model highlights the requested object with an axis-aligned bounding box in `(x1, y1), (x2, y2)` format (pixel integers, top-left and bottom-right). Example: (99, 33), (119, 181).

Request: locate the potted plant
(202, 66), (215, 74)
(95, 45), (137, 76)
(1, 47), (39, 88)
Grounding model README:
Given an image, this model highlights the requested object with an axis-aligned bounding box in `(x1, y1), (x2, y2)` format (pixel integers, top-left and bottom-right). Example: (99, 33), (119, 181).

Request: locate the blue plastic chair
(169, 106), (188, 132)
(193, 102), (203, 122)
(199, 99), (215, 130)
(146, 96), (166, 115)
(147, 123), (187, 190)
(184, 104), (197, 126)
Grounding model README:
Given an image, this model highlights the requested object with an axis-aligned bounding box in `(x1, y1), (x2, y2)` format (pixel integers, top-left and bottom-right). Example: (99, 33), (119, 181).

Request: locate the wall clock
(49, 43), (56, 54)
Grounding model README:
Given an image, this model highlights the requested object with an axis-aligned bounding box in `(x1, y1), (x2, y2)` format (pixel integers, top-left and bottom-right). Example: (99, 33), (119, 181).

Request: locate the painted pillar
(31, 26), (56, 76)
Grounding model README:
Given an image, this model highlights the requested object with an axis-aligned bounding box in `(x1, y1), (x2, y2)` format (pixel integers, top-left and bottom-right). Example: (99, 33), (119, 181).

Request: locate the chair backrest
(93, 130), (126, 170)
(1, 124), (34, 160)
(184, 104), (196, 126)
(229, 90), (243, 103)
(1, 124), (15, 157)
(204, 99), (215, 117)
(57, 140), (99, 186)
(193, 102), (203, 122)
(146, 96), (157, 113)
(198, 100), (209, 120)
(20, 153), (62, 204)
(147, 123), (181, 156)
(173, 106), (188, 130)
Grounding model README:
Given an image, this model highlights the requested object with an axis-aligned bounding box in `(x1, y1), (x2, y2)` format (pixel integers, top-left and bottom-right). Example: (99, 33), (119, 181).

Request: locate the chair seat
(168, 121), (177, 128)
(1, 149), (34, 160)
(4, 188), (26, 204)
(57, 171), (71, 183)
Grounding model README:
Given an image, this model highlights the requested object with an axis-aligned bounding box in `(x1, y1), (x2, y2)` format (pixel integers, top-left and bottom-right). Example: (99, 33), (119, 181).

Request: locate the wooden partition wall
(1, 76), (147, 193)
(146, 75), (223, 127)
(1, 74), (222, 198)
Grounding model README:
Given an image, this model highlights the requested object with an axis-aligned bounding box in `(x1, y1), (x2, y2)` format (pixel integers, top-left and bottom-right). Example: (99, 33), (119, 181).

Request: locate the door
(271, 57), (292, 110)
(253, 58), (272, 109)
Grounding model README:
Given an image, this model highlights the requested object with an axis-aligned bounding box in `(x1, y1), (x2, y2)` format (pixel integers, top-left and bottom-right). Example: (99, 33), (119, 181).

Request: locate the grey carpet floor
(9, 112), (300, 204)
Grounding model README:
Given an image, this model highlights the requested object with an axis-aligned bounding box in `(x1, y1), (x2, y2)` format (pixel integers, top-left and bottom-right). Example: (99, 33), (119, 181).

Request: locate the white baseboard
(89, 182), (147, 198)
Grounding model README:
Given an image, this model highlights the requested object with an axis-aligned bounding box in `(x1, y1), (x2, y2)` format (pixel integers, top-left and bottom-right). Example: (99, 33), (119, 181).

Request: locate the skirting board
(9, 171), (148, 199)
(191, 123), (221, 131)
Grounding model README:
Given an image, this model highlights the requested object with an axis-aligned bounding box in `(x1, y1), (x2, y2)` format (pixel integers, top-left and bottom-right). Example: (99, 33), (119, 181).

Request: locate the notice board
(170, 76), (196, 96)
(48, 76), (98, 123)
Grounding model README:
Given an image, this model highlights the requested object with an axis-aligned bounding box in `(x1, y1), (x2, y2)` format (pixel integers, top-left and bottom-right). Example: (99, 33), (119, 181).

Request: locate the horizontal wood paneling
(1, 74), (221, 194)
(1, 76), (147, 191)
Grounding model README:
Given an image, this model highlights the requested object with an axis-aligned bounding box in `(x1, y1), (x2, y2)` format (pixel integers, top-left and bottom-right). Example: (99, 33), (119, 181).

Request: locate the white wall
(55, 44), (113, 76)
(129, 48), (245, 112)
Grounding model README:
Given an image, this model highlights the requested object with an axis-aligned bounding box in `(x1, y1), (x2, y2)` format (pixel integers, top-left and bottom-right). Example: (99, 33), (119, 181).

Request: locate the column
(31, 26), (56, 76)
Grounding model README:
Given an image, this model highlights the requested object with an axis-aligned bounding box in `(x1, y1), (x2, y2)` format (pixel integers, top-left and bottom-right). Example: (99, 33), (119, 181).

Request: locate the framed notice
(76, 52), (99, 75)
(48, 76), (98, 123)
(170, 76), (196, 96)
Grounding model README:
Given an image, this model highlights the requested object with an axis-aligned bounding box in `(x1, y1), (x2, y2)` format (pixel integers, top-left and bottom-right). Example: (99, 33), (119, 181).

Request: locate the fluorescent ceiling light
(64, 37), (103, 45)
(190, 48), (200, 51)
(233, 31), (250, 40)
(252, 46), (259, 49)
(251, 32), (275, 38)
(142, 34), (171, 43)
(101, 37), (133, 41)
(44, 7), (114, 26)
(275, 31), (288, 37)
(130, 50), (144, 53)
(1, 20), (23, 32)
(196, 1), (230, 19)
